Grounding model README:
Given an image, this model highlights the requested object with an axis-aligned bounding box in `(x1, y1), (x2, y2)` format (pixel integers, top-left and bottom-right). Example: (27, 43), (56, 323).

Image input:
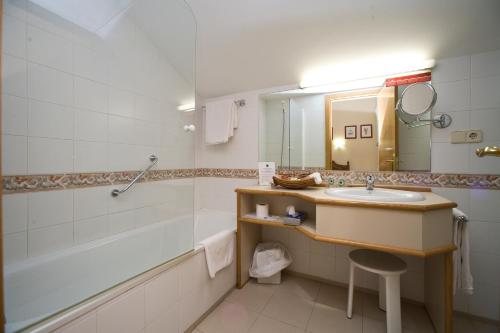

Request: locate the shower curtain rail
(111, 154), (158, 197)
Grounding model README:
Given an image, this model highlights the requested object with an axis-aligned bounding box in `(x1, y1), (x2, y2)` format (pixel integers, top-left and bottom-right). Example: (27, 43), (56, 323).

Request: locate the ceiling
(186, 0), (500, 98)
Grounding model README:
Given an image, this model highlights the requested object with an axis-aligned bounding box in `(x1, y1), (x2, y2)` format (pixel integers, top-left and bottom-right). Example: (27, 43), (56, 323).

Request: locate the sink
(325, 188), (425, 202)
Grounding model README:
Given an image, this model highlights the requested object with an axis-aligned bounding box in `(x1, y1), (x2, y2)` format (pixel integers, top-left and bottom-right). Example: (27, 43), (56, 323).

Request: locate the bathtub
(4, 209), (236, 333)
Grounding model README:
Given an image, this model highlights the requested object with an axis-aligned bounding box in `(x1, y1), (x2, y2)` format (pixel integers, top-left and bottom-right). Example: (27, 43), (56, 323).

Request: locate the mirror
(260, 83), (434, 172)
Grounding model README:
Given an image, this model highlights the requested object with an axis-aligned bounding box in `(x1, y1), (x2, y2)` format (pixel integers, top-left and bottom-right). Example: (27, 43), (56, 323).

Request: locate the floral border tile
(3, 168), (500, 194)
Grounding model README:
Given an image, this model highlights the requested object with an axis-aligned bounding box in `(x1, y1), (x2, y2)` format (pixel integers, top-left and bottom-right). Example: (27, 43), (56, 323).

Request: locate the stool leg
(378, 275), (386, 311)
(385, 274), (402, 333)
(347, 262), (355, 319)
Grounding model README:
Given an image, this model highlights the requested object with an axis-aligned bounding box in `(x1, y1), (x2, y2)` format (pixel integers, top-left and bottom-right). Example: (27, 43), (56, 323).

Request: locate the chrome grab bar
(111, 154), (158, 197)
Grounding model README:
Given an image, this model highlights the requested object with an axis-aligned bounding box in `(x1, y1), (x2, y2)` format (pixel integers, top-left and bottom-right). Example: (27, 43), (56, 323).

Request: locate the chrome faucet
(366, 175), (375, 191)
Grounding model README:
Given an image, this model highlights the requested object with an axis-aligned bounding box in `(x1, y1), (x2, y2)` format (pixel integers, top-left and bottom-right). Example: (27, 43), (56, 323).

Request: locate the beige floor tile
(401, 303), (434, 333)
(316, 283), (363, 315)
(454, 315), (498, 333)
(362, 293), (386, 321)
(197, 301), (258, 333)
(307, 303), (362, 333)
(225, 280), (277, 313)
(277, 275), (321, 301)
(262, 289), (315, 329)
(362, 317), (419, 333)
(248, 315), (305, 333)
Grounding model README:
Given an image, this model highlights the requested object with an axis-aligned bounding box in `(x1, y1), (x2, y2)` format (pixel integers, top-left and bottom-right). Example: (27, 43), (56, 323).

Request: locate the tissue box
(257, 272), (281, 284)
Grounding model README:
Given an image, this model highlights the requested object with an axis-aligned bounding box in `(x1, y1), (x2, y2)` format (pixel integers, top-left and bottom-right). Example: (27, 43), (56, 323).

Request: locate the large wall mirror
(260, 82), (435, 172)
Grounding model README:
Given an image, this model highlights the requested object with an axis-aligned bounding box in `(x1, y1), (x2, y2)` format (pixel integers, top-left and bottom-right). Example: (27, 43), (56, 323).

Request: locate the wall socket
(450, 130), (483, 144)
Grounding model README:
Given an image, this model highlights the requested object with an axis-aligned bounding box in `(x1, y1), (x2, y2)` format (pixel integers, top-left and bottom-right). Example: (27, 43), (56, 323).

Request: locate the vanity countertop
(235, 185), (457, 211)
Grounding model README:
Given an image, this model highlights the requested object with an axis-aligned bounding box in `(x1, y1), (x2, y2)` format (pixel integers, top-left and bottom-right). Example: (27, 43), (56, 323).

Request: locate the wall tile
(470, 189), (500, 222)
(107, 143), (136, 171)
(25, 1), (74, 39)
(471, 49), (500, 79)
(135, 95), (161, 122)
(97, 286), (145, 333)
(3, 231), (27, 265)
(431, 142), (470, 173)
(109, 88), (135, 118)
(28, 137), (73, 174)
(470, 252), (500, 287)
(2, 94), (28, 135)
(28, 190), (73, 229)
(74, 141), (108, 173)
(470, 108), (500, 142)
(74, 187), (108, 220)
(75, 216), (108, 244)
(28, 222), (73, 257)
(145, 266), (179, 324)
(75, 109), (108, 142)
(28, 99), (74, 139)
(3, 193), (28, 234)
(27, 24), (72, 72)
(145, 305), (179, 333)
(107, 185), (136, 213)
(178, 251), (210, 297)
(432, 80), (470, 113)
(471, 75), (500, 110)
(2, 54), (27, 97)
(431, 188), (470, 216)
(28, 63), (73, 105)
(3, 14), (26, 58)
(430, 110), (470, 143)
(3, 0), (27, 21)
(468, 283), (499, 320)
(73, 44), (108, 84)
(57, 312), (97, 333)
(433, 56), (470, 83)
(469, 221), (500, 256)
(109, 115), (135, 144)
(134, 206), (160, 228)
(108, 210), (135, 235)
(74, 77), (107, 113)
(2, 134), (27, 175)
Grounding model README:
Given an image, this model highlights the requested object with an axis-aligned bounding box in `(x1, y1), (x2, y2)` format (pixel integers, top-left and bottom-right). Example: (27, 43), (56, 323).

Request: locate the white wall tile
(28, 190), (73, 229)
(28, 137), (73, 174)
(430, 110), (470, 143)
(468, 283), (499, 320)
(2, 94), (28, 137)
(431, 142), (470, 173)
(471, 49), (500, 79)
(3, 14), (26, 58)
(3, 193), (28, 234)
(28, 222), (73, 257)
(3, 231), (27, 265)
(469, 221), (500, 256)
(27, 24), (72, 72)
(109, 115), (134, 144)
(108, 210), (135, 234)
(28, 99), (74, 139)
(470, 108), (500, 142)
(432, 80), (470, 113)
(135, 95), (161, 122)
(433, 56), (470, 83)
(2, 54), (27, 97)
(25, 1), (74, 39)
(75, 216), (108, 244)
(74, 187), (108, 220)
(471, 75), (500, 110)
(107, 143), (136, 171)
(470, 252), (500, 287)
(2, 134), (27, 175)
(145, 305), (179, 333)
(4, 0), (27, 21)
(109, 88), (135, 118)
(28, 62), (73, 105)
(134, 206), (160, 227)
(73, 44), (108, 83)
(178, 251), (209, 297)
(135, 120), (160, 146)
(431, 188), (470, 216)
(57, 312), (97, 333)
(74, 77), (107, 113)
(97, 286), (145, 333)
(75, 109), (107, 142)
(470, 189), (500, 222)
(145, 267), (179, 324)
(74, 141), (108, 172)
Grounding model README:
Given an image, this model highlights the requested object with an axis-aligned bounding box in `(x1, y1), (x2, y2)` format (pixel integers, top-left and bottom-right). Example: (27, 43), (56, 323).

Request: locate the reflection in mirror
(260, 82), (435, 172)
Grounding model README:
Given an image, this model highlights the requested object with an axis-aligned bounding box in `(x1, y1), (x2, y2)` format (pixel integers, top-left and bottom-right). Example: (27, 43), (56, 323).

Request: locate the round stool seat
(349, 249), (407, 275)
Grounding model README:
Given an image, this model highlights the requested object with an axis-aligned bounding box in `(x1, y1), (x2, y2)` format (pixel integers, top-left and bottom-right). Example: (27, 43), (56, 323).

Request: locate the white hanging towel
(452, 208), (473, 295)
(204, 99), (238, 145)
(199, 230), (235, 279)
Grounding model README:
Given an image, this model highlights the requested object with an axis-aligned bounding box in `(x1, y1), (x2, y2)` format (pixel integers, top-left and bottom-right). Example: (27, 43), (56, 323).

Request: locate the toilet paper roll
(256, 203), (269, 218)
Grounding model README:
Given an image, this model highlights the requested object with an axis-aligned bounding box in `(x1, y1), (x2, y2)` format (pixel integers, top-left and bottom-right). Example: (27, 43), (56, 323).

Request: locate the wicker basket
(272, 174), (317, 189)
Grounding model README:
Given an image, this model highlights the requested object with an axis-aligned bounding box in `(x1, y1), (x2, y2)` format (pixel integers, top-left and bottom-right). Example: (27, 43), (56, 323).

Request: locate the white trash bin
(249, 242), (292, 284)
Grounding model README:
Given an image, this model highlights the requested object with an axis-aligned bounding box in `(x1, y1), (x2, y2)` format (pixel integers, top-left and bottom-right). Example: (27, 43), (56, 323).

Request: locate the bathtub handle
(111, 155), (159, 197)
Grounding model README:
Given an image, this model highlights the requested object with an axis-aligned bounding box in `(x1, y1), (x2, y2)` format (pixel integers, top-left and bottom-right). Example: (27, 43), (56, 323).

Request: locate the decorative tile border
(3, 168), (500, 194)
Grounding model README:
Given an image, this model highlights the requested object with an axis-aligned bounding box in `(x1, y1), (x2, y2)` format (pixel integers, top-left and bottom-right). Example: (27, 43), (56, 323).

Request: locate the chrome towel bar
(111, 154), (158, 197)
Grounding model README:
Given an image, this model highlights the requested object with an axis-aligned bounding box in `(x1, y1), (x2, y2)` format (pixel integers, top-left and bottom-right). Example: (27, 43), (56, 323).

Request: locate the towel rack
(111, 154), (158, 197)
(475, 146), (500, 157)
(202, 99), (246, 110)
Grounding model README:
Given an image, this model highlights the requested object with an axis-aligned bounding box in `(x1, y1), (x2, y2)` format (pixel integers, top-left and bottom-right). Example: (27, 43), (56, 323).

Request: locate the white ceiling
(186, 0), (500, 98)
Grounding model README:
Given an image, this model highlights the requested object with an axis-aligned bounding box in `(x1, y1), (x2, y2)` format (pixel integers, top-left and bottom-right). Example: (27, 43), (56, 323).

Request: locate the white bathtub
(4, 209), (236, 333)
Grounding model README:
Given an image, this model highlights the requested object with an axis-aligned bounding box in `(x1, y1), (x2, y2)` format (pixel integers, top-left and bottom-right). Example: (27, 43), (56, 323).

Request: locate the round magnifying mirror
(399, 82), (437, 117)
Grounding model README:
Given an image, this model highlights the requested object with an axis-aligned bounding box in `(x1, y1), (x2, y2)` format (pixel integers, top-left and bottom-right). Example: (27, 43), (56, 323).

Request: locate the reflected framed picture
(360, 124), (373, 138)
(345, 125), (357, 139)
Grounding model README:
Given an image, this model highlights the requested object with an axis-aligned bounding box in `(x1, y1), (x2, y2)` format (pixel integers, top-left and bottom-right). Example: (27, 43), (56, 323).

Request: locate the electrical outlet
(450, 130), (467, 144)
(465, 130), (483, 143)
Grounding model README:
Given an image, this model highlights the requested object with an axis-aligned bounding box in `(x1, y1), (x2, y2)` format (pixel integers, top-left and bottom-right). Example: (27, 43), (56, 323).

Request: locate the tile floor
(195, 274), (498, 333)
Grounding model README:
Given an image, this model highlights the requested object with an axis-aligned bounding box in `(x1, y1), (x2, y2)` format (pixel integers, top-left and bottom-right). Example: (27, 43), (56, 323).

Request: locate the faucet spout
(366, 175), (375, 191)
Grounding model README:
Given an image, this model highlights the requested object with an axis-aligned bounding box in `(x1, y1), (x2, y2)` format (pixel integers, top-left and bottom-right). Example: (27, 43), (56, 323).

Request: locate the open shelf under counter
(240, 213), (317, 237)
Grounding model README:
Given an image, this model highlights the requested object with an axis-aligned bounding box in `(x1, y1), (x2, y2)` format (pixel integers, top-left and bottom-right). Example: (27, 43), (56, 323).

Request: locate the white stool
(347, 249), (407, 333)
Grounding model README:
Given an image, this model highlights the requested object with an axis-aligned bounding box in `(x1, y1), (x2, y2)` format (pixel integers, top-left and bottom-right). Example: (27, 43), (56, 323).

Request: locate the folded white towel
(452, 208), (473, 295)
(199, 230), (235, 279)
(205, 99), (234, 145)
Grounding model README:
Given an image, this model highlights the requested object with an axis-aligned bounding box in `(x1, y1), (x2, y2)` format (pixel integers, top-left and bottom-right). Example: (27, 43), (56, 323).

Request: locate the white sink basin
(325, 188), (425, 202)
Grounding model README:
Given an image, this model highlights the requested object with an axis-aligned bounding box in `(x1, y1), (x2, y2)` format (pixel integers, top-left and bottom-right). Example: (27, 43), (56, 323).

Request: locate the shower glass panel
(1, 1), (196, 332)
